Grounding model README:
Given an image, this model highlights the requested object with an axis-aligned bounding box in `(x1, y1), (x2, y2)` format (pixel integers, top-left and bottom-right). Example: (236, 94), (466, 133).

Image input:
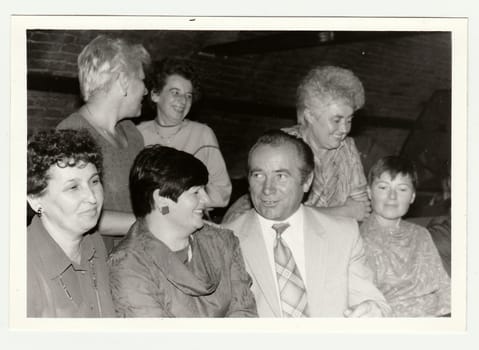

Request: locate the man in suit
(224, 130), (390, 317)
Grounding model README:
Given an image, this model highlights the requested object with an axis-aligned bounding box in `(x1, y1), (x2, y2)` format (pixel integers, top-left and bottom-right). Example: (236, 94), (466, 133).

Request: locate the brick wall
(26, 30), (451, 181)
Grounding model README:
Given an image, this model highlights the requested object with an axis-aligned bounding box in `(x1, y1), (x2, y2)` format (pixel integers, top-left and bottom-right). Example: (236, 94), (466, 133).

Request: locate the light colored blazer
(224, 206), (390, 317)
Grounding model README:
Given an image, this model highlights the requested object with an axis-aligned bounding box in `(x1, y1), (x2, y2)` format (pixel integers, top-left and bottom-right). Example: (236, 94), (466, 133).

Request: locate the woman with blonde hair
(58, 35), (151, 250)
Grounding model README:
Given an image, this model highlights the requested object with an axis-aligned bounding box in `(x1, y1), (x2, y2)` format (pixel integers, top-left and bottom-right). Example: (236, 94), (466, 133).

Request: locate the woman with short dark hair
(137, 57), (232, 208)
(108, 145), (257, 317)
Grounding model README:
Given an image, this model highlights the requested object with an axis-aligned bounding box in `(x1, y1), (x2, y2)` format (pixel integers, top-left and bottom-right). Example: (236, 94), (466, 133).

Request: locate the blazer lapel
(238, 210), (281, 317)
(303, 207), (328, 317)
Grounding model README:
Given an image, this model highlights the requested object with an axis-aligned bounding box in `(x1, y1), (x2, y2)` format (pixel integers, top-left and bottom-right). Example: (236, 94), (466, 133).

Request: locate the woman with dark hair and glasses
(27, 129), (114, 317)
(137, 57), (232, 209)
(108, 145), (257, 317)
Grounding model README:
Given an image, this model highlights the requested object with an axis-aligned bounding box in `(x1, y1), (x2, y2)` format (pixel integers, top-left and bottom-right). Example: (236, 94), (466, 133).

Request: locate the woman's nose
(339, 120), (349, 133)
(199, 188), (211, 204)
(176, 94), (187, 105)
(84, 186), (98, 204)
(388, 189), (397, 200)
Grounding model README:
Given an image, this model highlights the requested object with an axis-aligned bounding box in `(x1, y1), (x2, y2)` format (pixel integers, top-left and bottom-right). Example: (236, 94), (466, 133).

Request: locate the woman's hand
(344, 197), (371, 221)
(344, 300), (384, 317)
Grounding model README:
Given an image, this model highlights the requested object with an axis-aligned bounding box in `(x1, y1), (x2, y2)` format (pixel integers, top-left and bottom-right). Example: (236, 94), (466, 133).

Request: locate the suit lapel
(303, 207), (328, 316)
(238, 210), (281, 317)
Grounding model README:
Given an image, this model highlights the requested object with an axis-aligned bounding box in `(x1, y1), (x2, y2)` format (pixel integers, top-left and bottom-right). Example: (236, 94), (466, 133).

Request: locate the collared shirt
(27, 216), (115, 317)
(282, 125), (367, 207)
(256, 205), (306, 305)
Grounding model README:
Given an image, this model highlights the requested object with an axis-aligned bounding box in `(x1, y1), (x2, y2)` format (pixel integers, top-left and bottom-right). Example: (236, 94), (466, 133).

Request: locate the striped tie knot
(272, 222), (290, 238)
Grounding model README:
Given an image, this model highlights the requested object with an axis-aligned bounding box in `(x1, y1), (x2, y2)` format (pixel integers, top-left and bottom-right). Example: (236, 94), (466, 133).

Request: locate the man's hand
(343, 300), (384, 317)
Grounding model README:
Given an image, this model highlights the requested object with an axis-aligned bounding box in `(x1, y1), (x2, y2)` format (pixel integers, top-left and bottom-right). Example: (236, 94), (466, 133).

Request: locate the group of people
(26, 34), (450, 318)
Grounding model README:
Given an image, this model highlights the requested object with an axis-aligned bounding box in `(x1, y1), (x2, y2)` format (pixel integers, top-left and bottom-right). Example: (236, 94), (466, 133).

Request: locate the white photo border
(9, 15), (467, 334)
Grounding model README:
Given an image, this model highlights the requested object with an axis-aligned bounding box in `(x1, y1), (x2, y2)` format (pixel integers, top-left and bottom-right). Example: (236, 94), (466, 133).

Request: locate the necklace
(154, 119), (185, 145)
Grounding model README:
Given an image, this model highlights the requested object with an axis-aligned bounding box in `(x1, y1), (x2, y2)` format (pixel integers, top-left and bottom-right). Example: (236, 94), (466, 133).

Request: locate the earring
(161, 206), (169, 215)
(37, 207), (43, 217)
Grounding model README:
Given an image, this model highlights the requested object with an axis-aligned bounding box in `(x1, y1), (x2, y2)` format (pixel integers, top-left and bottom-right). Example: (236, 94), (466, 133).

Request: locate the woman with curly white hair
(223, 66), (371, 223)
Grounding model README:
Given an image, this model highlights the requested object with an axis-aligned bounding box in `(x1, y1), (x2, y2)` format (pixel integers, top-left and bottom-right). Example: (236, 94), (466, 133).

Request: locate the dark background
(26, 29), (452, 217)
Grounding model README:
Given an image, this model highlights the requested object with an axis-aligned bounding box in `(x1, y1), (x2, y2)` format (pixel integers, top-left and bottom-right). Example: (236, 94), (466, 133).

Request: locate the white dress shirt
(256, 205), (307, 307)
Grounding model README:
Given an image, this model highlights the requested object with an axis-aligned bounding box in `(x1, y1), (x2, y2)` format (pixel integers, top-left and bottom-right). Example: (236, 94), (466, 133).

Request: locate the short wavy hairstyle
(296, 65), (365, 124)
(367, 156), (419, 190)
(148, 57), (200, 102)
(248, 130), (314, 185)
(78, 35), (151, 101)
(129, 145), (208, 218)
(28, 129), (103, 196)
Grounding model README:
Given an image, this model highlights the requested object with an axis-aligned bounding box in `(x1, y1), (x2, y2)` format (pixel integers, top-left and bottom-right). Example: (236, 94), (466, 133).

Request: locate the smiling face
(152, 74), (193, 126)
(249, 143), (312, 221)
(369, 171), (416, 227)
(165, 185), (210, 234)
(302, 99), (354, 151)
(28, 162), (104, 239)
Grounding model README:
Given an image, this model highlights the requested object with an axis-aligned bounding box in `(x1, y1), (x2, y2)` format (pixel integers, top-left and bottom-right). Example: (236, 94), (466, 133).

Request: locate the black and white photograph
(7, 13), (471, 344)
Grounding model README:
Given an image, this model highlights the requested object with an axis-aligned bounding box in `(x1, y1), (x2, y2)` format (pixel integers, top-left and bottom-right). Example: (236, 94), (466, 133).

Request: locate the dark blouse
(108, 220), (257, 317)
(27, 216), (115, 317)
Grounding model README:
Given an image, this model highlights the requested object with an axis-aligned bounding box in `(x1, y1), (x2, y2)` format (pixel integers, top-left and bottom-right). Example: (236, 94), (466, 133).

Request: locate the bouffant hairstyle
(248, 130), (314, 185)
(148, 57), (200, 101)
(129, 145), (208, 218)
(368, 156), (419, 190)
(296, 65), (365, 124)
(78, 35), (151, 101)
(28, 129), (103, 196)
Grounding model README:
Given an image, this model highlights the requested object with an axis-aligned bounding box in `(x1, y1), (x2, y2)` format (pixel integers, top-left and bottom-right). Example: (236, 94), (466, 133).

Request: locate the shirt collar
(28, 216), (97, 279)
(256, 205), (304, 232)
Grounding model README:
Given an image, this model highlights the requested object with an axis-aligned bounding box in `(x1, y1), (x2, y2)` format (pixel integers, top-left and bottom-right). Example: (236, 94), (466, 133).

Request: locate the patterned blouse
(360, 215), (451, 317)
(221, 126), (367, 224)
(283, 125), (367, 207)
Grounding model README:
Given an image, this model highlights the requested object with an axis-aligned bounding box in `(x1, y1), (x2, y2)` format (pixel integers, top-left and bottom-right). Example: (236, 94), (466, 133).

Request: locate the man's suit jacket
(224, 206), (390, 317)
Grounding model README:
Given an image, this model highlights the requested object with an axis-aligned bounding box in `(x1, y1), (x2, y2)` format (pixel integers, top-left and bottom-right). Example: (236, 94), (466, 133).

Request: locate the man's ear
(302, 172), (314, 193)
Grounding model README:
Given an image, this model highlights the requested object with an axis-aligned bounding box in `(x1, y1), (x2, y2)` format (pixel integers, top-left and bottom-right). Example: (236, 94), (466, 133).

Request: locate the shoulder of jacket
(202, 220), (232, 233)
